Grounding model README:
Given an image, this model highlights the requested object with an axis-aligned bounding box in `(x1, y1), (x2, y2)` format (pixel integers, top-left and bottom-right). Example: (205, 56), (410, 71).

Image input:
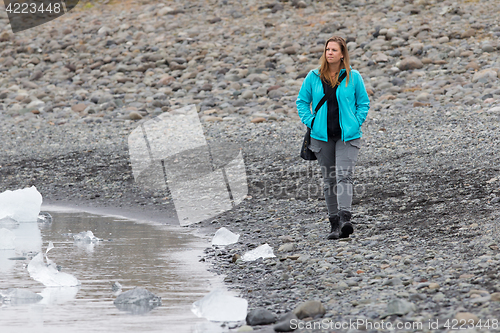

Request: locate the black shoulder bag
(300, 71), (347, 160)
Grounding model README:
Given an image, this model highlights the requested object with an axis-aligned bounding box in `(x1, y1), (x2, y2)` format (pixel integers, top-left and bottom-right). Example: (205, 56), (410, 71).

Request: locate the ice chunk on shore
(241, 244), (275, 261)
(212, 227), (240, 246)
(27, 252), (80, 287)
(191, 289), (247, 322)
(0, 186), (43, 222)
(73, 230), (101, 243)
(0, 228), (15, 250)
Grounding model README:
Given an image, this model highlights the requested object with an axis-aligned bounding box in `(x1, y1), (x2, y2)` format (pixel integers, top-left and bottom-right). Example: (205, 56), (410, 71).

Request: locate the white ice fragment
(0, 186), (43, 222)
(191, 289), (248, 322)
(73, 231), (101, 243)
(38, 286), (79, 305)
(0, 217), (18, 228)
(37, 212), (53, 223)
(211, 227), (240, 246)
(241, 244), (275, 261)
(46, 241), (54, 254)
(12, 220), (42, 253)
(112, 281), (122, 292)
(1, 288), (43, 305)
(0, 228), (15, 250)
(27, 252), (80, 287)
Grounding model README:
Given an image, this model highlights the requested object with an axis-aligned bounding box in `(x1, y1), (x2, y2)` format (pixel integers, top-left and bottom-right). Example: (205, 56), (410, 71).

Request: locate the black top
(322, 79), (341, 141)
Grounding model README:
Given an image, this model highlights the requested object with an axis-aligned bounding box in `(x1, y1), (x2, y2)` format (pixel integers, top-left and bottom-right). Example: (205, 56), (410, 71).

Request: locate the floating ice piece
(73, 231), (101, 243)
(193, 321), (232, 333)
(27, 252), (80, 287)
(212, 227), (240, 246)
(37, 212), (53, 223)
(0, 216), (18, 228)
(241, 244), (275, 262)
(112, 281), (122, 292)
(46, 241), (54, 254)
(12, 219), (43, 253)
(38, 286), (79, 305)
(192, 288), (248, 322)
(0, 288), (43, 306)
(0, 228), (15, 250)
(0, 186), (43, 222)
(113, 287), (161, 314)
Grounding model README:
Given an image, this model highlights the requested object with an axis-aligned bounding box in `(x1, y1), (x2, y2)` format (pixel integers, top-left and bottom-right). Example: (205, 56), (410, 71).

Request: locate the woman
(296, 36), (370, 240)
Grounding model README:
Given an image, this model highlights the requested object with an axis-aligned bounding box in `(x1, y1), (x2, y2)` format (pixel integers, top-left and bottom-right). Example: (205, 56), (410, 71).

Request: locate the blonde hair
(319, 36), (351, 87)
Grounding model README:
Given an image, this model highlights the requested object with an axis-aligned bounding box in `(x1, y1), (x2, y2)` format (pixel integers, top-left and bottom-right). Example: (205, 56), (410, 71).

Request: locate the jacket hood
(312, 66), (351, 76)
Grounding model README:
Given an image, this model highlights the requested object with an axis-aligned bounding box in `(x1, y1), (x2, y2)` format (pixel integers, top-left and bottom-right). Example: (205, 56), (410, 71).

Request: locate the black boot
(327, 215), (340, 240)
(339, 210), (353, 238)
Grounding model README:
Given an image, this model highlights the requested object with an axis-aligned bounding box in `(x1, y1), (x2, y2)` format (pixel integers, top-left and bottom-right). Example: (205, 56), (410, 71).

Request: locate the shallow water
(0, 208), (229, 333)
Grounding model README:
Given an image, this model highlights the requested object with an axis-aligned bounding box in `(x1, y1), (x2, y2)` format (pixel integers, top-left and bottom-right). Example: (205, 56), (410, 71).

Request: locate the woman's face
(325, 41), (343, 67)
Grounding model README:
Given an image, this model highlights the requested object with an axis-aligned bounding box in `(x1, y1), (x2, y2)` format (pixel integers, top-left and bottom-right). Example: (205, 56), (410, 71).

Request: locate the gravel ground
(2, 0), (500, 332)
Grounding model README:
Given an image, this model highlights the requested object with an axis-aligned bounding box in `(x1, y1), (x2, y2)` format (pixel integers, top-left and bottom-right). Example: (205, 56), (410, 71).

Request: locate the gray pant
(309, 137), (361, 218)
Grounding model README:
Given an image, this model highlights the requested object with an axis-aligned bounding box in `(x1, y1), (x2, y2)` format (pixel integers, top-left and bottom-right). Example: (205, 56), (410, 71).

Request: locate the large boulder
(246, 308), (278, 326)
(293, 300), (326, 319)
(398, 57), (424, 71)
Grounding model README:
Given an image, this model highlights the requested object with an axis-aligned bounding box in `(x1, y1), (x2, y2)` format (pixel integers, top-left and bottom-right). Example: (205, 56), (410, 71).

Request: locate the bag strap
(314, 71), (347, 114)
(309, 71), (347, 130)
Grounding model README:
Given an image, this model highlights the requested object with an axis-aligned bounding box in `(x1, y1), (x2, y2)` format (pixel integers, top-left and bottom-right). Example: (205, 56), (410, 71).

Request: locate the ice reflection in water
(0, 210), (225, 333)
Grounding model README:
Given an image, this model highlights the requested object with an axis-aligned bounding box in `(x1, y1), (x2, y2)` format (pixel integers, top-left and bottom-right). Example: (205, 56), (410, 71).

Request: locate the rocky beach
(1, 0), (500, 331)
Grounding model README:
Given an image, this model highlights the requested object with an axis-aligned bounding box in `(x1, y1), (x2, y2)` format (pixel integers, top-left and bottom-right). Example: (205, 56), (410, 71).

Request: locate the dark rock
(246, 308), (278, 326)
(389, 49), (401, 57)
(274, 312), (298, 332)
(208, 17), (222, 24)
(391, 78), (406, 86)
(65, 63), (77, 72)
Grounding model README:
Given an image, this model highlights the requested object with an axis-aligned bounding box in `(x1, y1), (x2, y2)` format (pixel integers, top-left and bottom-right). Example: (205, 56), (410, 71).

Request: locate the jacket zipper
(337, 71), (345, 143)
(337, 87), (345, 143)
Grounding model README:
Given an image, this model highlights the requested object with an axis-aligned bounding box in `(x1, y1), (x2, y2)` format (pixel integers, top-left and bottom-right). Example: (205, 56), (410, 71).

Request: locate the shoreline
(42, 200), (179, 225)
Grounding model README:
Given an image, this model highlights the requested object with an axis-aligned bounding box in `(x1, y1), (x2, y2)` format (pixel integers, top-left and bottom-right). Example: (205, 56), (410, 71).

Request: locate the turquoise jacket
(296, 68), (370, 142)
